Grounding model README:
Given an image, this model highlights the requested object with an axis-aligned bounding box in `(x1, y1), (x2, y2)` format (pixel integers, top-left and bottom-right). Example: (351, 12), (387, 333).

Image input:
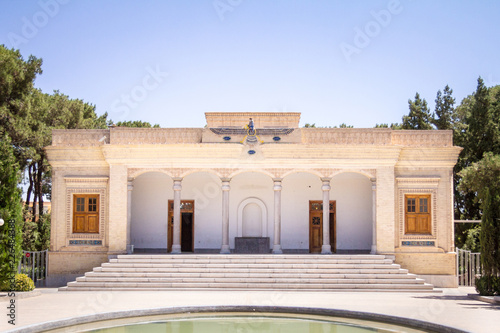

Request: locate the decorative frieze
(301, 128), (453, 147)
(396, 177), (440, 188)
(52, 129), (109, 146)
(392, 130), (453, 147)
(110, 128), (203, 144)
(302, 128), (392, 145)
(64, 177), (109, 187)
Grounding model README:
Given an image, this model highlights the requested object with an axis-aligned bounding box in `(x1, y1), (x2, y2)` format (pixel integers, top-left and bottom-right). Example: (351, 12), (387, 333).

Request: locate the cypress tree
(402, 93), (433, 130)
(433, 85), (456, 130)
(0, 135), (23, 290)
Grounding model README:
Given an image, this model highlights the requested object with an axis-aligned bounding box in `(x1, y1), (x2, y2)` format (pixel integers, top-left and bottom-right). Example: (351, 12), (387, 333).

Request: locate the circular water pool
(45, 312), (430, 333)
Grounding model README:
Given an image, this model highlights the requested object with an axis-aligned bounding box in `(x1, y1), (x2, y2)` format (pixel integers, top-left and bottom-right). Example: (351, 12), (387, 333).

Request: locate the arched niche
(237, 197), (267, 237)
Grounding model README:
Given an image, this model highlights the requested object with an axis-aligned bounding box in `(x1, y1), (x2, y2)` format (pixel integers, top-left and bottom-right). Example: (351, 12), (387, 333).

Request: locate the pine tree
(402, 93), (433, 129)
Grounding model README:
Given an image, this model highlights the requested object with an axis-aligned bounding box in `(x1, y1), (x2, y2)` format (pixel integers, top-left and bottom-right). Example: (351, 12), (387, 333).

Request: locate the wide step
(60, 254), (435, 292)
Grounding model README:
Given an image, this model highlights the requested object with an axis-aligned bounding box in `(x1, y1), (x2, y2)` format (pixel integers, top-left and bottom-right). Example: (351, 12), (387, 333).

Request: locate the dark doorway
(181, 212), (193, 252)
(167, 200), (194, 253)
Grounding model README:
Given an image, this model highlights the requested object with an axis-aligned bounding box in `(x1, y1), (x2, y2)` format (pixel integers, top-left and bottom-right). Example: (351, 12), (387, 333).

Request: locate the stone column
(376, 166), (396, 253)
(108, 164), (128, 253)
(171, 177), (182, 254)
(370, 178), (377, 254)
(220, 178), (231, 254)
(273, 178), (283, 254)
(321, 177), (332, 254)
(127, 178), (134, 254)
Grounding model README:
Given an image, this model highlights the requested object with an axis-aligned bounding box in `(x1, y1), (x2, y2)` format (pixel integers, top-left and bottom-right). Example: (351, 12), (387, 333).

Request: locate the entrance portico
(125, 168), (376, 255)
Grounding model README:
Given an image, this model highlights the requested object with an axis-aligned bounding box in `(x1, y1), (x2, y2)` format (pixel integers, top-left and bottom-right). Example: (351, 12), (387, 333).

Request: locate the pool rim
(4, 305), (468, 333)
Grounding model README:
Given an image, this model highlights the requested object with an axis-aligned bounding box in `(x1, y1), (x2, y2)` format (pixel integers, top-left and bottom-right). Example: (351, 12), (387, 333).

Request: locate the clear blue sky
(1, 0), (499, 128)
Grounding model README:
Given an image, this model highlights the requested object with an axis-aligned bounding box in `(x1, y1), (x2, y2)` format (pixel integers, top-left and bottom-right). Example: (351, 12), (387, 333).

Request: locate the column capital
(173, 178), (182, 191)
(222, 182), (231, 191)
(371, 178), (377, 189)
(320, 177), (331, 183)
(273, 178), (282, 191)
(221, 177), (231, 183)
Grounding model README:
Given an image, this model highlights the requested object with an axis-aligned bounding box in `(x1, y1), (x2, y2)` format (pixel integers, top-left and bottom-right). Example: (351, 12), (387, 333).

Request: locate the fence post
(456, 248), (482, 287)
(18, 250), (49, 285)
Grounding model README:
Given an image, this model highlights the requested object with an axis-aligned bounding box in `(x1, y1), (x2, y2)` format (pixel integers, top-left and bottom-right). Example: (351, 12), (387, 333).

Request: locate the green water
(87, 316), (415, 333)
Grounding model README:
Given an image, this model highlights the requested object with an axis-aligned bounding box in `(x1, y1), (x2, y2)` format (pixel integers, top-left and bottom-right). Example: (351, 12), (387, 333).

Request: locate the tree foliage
(432, 85), (456, 130)
(115, 120), (160, 128)
(0, 46), (109, 254)
(0, 135), (23, 289)
(453, 79), (500, 222)
(374, 123), (402, 129)
(402, 93), (433, 130)
(459, 152), (500, 294)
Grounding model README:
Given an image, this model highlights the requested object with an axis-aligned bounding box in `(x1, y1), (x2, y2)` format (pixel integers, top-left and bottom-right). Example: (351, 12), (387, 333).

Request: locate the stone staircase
(59, 254), (435, 292)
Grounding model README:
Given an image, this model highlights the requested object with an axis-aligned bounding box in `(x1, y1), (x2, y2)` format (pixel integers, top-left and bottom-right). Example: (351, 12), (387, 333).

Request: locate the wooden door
(309, 200), (336, 253)
(167, 200), (194, 253)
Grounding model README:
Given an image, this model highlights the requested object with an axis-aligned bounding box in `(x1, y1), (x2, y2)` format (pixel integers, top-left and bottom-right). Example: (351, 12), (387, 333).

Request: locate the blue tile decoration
(69, 240), (102, 246)
(248, 150), (256, 155)
(273, 136), (281, 141)
(223, 136), (231, 141)
(402, 241), (435, 246)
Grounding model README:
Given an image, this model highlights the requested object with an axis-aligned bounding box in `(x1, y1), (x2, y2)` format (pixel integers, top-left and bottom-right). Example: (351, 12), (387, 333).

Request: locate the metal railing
(456, 247), (482, 286)
(18, 250), (48, 285)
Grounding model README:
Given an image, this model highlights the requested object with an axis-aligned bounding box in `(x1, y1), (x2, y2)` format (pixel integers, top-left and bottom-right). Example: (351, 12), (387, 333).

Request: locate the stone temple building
(45, 112), (462, 287)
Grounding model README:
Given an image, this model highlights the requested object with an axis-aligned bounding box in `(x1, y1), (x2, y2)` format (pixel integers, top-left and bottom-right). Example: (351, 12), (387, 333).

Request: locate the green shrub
(475, 275), (500, 296)
(14, 274), (35, 292)
(463, 225), (481, 253)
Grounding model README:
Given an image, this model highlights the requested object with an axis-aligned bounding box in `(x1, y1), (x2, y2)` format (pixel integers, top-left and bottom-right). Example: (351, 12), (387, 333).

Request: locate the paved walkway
(1, 287), (498, 332)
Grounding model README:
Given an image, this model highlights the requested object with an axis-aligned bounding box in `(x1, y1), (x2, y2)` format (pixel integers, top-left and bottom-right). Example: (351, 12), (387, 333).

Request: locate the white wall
(331, 172), (373, 251)
(131, 172), (172, 249)
(230, 172), (274, 248)
(282, 172), (322, 250)
(181, 172), (222, 250)
(281, 172), (373, 252)
(130, 170), (373, 252)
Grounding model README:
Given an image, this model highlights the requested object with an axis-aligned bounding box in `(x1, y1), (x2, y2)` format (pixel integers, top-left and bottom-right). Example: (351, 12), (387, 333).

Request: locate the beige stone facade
(45, 112), (462, 287)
